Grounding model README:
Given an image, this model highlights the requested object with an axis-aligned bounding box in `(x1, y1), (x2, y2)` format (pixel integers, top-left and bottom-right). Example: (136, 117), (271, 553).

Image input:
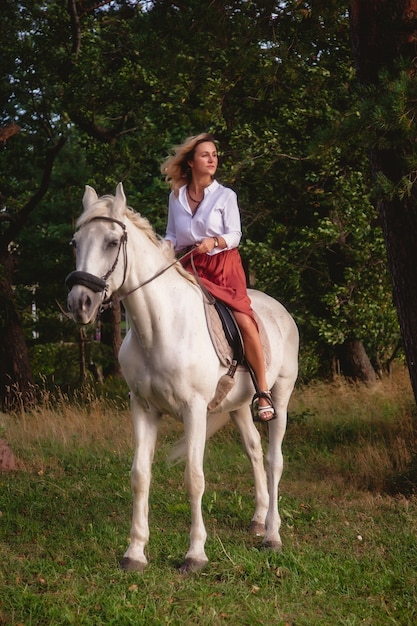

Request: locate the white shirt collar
(179, 179), (219, 198)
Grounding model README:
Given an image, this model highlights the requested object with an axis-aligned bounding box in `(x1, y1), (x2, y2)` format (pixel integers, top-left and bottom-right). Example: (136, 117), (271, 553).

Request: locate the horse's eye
(70, 238), (77, 248)
(108, 239), (119, 248)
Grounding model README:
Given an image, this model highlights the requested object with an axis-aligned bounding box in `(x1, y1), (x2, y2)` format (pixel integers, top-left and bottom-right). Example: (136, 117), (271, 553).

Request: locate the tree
(0, 1), (71, 407)
(0, 0), (403, 395)
(228, 2), (399, 382)
(0, 1), (132, 402)
(0, 129), (66, 409)
(350, 0), (417, 402)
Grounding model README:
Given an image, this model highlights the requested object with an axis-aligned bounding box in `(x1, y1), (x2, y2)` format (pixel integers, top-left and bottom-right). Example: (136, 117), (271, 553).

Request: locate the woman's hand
(194, 237), (219, 254)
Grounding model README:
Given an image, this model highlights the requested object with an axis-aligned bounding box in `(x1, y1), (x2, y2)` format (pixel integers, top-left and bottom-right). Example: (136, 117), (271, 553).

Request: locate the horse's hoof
(120, 556), (147, 572)
(262, 540), (282, 552)
(178, 558), (208, 574)
(249, 521), (266, 537)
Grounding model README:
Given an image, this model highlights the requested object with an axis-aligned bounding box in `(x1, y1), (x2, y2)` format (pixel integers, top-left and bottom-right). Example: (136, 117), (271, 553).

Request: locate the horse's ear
(114, 182), (127, 215)
(83, 185), (98, 209)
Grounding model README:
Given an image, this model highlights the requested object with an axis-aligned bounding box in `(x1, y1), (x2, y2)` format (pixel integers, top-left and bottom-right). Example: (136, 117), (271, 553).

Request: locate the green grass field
(1, 370), (417, 625)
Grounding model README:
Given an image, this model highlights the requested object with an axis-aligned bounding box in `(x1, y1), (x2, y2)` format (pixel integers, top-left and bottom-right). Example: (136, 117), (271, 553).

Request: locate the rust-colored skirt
(181, 248), (257, 325)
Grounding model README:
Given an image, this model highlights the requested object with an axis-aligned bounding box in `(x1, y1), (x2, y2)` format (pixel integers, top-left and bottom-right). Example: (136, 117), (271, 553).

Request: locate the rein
(101, 253), (183, 312)
(65, 216), (197, 313)
(107, 247), (215, 311)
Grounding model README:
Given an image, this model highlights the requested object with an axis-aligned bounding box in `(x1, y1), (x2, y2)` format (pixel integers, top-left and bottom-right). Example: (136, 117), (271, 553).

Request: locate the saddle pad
(204, 301), (271, 371)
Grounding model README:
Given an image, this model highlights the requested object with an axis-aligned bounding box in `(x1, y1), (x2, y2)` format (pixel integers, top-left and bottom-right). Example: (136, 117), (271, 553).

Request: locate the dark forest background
(2, 1), (417, 410)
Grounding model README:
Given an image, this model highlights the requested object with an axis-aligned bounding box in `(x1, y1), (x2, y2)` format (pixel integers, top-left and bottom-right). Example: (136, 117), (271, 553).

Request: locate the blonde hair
(160, 133), (217, 195)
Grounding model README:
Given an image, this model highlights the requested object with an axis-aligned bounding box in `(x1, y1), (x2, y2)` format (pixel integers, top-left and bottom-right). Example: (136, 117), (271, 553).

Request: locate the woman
(161, 133), (275, 422)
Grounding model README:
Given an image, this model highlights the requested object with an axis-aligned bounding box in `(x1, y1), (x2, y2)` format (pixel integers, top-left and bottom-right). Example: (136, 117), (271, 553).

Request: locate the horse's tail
(168, 412), (231, 464)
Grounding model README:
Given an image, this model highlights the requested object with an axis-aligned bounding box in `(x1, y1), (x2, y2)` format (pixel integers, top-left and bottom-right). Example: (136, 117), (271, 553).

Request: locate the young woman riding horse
(162, 133), (275, 421)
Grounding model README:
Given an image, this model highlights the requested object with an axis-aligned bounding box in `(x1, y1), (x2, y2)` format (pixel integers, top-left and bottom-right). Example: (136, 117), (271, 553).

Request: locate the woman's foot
(258, 398), (275, 421)
(251, 391), (277, 422)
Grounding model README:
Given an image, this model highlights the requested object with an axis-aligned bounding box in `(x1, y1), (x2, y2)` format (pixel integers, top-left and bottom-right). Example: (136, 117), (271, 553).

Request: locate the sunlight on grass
(1, 366), (416, 491)
(0, 387), (132, 463)
(285, 366), (417, 493)
(290, 364), (414, 423)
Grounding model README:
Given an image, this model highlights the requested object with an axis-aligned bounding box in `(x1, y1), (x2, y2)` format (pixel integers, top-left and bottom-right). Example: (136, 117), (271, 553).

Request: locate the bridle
(65, 217), (128, 306)
(65, 216), (185, 312)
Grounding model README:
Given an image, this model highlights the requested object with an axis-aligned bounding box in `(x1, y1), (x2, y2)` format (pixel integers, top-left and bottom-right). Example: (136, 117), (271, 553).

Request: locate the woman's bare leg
(234, 311), (274, 421)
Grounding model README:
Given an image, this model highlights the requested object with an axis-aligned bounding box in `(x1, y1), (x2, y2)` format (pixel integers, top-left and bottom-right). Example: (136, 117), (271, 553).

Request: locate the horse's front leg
(121, 396), (159, 572)
(179, 400), (209, 574)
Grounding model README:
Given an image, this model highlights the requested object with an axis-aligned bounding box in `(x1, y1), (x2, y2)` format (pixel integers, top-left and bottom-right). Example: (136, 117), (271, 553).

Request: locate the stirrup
(251, 390), (277, 423)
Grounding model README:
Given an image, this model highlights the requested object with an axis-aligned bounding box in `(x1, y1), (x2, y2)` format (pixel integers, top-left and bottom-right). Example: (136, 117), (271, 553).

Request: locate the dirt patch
(0, 439), (16, 471)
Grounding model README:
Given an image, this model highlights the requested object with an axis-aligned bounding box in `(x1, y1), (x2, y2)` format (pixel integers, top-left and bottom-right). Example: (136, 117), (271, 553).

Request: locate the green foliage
(28, 339), (115, 388)
(0, 0), (405, 384)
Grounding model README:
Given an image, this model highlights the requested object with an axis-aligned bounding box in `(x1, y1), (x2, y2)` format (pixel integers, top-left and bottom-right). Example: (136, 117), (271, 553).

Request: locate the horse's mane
(77, 195), (197, 285)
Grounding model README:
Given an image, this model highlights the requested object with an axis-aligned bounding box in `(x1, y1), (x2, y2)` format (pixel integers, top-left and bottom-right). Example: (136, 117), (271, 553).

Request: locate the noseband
(65, 216), (128, 299)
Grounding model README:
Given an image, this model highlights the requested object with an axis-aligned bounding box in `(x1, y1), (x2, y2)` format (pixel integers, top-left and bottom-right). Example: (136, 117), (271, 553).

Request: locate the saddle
(187, 251), (273, 415)
(204, 299), (271, 370)
(204, 298), (272, 413)
(213, 300), (245, 365)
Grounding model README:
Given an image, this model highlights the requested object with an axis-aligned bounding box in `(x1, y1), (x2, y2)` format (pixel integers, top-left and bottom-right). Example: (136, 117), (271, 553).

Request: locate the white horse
(66, 183), (299, 574)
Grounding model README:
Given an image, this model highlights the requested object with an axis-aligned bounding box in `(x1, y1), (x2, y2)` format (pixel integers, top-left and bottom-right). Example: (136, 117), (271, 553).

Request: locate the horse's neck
(122, 242), (201, 350)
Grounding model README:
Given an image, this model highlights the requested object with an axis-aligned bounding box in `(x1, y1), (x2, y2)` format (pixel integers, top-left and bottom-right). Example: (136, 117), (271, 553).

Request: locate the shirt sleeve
(221, 189), (242, 250)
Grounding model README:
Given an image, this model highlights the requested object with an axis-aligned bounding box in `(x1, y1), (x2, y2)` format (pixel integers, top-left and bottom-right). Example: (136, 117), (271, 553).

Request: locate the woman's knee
(234, 312), (257, 336)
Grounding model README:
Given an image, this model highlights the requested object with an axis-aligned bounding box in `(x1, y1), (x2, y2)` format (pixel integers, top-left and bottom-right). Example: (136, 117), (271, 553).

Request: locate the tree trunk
(78, 326), (87, 384)
(336, 339), (377, 386)
(376, 186), (417, 398)
(100, 304), (123, 378)
(350, 0), (417, 403)
(325, 237), (377, 384)
(0, 253), (35, 411)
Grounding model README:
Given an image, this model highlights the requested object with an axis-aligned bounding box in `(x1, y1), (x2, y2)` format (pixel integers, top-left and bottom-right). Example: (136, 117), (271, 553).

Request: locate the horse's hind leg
(231, 406), (269, 537)
(121, 399), (159, 572)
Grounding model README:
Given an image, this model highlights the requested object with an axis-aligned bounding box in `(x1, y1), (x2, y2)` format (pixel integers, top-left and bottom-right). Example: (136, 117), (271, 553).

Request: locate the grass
(1, 368), (417, 625)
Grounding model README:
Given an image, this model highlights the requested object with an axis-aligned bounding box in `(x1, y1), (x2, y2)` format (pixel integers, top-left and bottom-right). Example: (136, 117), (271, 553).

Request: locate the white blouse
(165, 180), (242, 254)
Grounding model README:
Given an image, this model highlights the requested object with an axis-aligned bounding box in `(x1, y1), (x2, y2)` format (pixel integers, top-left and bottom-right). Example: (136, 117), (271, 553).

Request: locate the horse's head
(66, 183), (129, 324)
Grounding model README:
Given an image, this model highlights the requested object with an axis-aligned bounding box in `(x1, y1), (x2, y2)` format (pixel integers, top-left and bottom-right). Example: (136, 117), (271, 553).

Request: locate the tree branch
(67, 0), (81, 57)
(0, 136), (67, 248)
